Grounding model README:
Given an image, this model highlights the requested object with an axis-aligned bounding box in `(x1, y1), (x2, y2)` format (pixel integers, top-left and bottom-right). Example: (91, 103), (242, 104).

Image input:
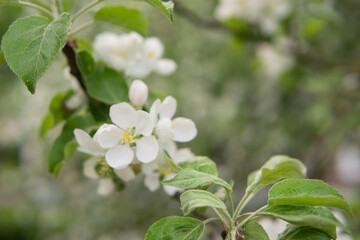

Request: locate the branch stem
(232, 190), (253, 222)
(237, 205), (269, 228)
(0, 1), (53, 18)
(72, 0), (103, 21)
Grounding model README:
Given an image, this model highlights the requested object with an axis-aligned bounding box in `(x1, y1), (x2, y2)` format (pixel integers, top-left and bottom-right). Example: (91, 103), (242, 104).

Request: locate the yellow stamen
(121, 128), (136, 144)
(158, 167), (172, 176)
(96, 159), (111, 175)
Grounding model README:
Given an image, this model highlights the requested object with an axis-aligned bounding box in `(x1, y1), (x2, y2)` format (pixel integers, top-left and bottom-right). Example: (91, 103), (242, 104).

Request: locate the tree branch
(62, 42), (89, 97)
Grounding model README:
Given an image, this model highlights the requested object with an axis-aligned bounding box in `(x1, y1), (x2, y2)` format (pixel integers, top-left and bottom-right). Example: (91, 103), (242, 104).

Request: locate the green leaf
(48, 114), (95, 175)
(144, 0), (174, 23)
(39, 113), (54, 138)
(247, 155), (307, 194)
(0, 49), (4, 65)
(145, 216), (204, 240)
(71, 36), (93, 53)
(1, 13), (72, 93)
(88, 98), (110, 122)
(77, 53), (128, 105)
(268, 179), (352, 215)
(242, 220), (270, 240)
(161, 168), (232, 192)
(164, 150), (183, 173)
(95, 5), (148, 36)
(64, 141), (78, 159)
(278, 225), (334, 240)
(262, 205), (347, 237)
(40, 90), (76, 137)
(180, 190), (226, 216)
(179, 156), (218, 176)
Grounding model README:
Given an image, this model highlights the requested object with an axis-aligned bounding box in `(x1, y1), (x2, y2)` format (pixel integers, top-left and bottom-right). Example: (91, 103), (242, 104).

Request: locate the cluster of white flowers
(93, 32), (177, 78)
(215, 0), (291, 34)
(256, 37), (295, 80)
(74, 80), (197, 195)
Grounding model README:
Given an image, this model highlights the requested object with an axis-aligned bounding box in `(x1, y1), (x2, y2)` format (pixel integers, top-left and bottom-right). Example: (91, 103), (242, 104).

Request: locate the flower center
(96, 158), (111, 176)
(121, 127), (137, 144)
(158, 167), (172, 176)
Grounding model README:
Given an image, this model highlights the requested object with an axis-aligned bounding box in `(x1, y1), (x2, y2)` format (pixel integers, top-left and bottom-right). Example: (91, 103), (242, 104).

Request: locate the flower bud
(129, 79), (148, 107)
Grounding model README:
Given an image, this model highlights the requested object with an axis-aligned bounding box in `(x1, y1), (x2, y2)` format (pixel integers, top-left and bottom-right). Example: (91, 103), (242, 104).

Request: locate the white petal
(172, 117), (197, 142)
(150, 99), (161, 125)
(160, 96), (177, 119)
(94, 124), (122, 148)
(141, 161), (159, 175)
(144, 173), (160, 192)
(105, 144), (134, 169)
(83, 159), (99, 179)
(143, 37), (164, 59)
(163, 141), (177, 159)
(134, 111), (153, 136)
(114, 167), (135, 182)
(156, 118), (174, 144)
(110, 102), (137, 129)
(163, 173), (183, 196)
(74, 129), (104, 156)
(97, 179), (115, 196)
(173, 148), (195, 163)
(136, 136), (159, 163)
(125, 60), (154, 78)
(155, 59), (177, 76)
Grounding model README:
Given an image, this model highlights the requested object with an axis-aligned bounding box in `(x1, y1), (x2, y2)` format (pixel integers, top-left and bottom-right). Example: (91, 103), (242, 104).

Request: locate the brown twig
(62, 41), (89, 97)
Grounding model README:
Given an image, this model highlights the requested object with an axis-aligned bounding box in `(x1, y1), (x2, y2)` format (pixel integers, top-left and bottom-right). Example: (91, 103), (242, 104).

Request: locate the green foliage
(95, 5), (148, 36)
(180, 190), (227, 216)
(179, 156), (218, 176)
(40, 89), (76, 137)
(145, 216), (204, 240)
(242, 220), (270, 240)
(1, 13), (71, 93)
(0, 49), (4, 65)
(268, 179), (352, 215)
(263, 205), (347, 237)
(143, 0), (174, 23)
(278, 225), (335, 240)
(161, 168), (232, 191)
(247, 155), (307, 194)
(48, 114), (95, 176)
(77, 52), (128, 105)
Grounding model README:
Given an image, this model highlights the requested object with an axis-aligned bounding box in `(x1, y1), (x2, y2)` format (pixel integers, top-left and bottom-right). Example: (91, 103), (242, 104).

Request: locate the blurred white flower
(215, 0), (291, 34)
(256, 37), (295, 80)
(129, 79), (148, 107)
(141, 147), (194, 195)
(257, 217), (287, 240)
(93, 32), (177, 78)
(95, 103), (159, 169)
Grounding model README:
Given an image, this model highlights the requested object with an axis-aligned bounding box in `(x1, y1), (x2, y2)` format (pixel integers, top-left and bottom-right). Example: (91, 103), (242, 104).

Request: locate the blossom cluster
(74, 80), (197, 195)
(215, 0), (291, 34)
(93, 32), (177, 78)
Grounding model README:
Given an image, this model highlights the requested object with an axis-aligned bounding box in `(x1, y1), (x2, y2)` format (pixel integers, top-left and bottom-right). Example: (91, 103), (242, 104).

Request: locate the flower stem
(237, 205), (269, 229)
(232, 190), (253, 222)
(55, 0), (63, 14)
(72, 0), (103, 21)
(212, 208), (229, 230)
(227, 189), (234, 215)
(69, 20), (95, 36)
(203, 217), (219, 225)
(0, 1), (53, 18)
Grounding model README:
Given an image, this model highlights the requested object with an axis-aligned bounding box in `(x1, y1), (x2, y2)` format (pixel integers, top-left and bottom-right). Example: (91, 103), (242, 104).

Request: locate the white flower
(74, 128), (105, 157)
(129, 79), (148, 107)
(215, 0), (291, 34)
(95, 103), (159, 169)
(150, 96), (197, 149)
(256, 37), (294, 80)
(93, 32), (177, 78)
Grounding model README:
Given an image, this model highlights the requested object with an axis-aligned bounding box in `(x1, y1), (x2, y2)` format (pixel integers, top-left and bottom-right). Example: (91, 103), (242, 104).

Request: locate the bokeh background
(0, 0), (359, 239)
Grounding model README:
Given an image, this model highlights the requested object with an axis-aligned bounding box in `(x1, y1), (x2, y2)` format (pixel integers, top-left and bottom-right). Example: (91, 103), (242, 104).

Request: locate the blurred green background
(0, 0), (359, 239)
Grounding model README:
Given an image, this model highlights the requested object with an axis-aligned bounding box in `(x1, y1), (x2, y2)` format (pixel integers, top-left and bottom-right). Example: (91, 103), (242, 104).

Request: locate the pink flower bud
(129, 79), (148, 107)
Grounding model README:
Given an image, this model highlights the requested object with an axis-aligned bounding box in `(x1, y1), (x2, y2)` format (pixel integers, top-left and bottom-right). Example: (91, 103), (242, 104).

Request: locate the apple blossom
(129, 79), (148, 107)
(93, 32), (177, 78)
(95, 103), (159, 169)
